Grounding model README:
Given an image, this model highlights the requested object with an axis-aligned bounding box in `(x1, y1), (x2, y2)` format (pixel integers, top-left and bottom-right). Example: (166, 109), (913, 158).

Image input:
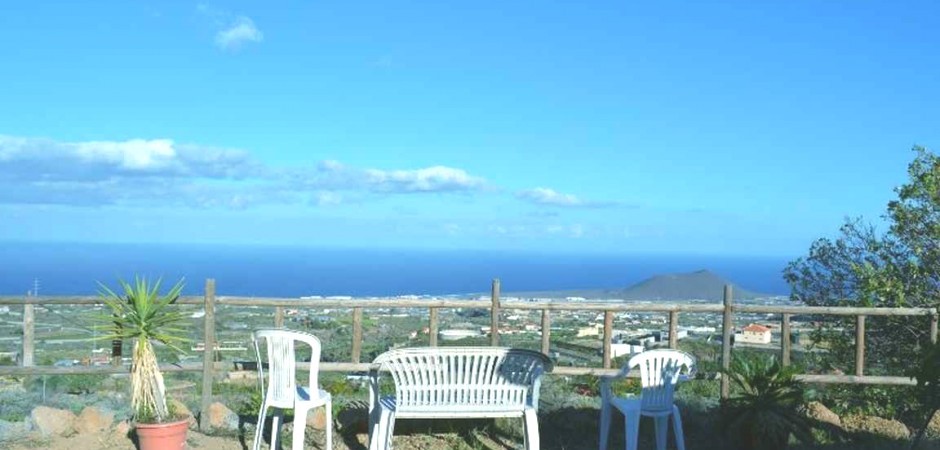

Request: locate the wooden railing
(0, 278), (937, 431)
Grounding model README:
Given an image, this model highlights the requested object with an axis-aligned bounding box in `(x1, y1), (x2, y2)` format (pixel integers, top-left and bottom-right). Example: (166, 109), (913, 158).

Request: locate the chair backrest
(371, 347), (552, 411)
(627, 349), (695, 412)
(252, 328), (323, 409)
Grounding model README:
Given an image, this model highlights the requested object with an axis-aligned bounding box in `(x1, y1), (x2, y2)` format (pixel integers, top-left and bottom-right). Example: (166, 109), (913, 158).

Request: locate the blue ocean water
(0, 242), (793, 297)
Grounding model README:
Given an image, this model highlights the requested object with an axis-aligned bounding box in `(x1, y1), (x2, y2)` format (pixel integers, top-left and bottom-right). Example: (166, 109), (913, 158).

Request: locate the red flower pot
(135, 418), (189, 450)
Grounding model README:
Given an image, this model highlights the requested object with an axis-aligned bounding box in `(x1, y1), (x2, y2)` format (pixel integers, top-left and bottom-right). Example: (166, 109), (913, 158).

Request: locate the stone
(927, 410), (940, 438)
(206, 402), (239, 431)
(168, 398), (198, 430)
(843, 415), (911, 441)
(114, 420), (131, 437)
(800, 401), (841, 428)
(75, 406), (114, 434)
(306, 407), (328, 430)
(30, 406), (76, 436)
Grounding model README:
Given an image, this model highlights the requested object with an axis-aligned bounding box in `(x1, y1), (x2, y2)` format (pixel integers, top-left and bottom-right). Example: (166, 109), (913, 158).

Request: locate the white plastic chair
(252, 329), (332, 450)
(598, 349), (695, 450)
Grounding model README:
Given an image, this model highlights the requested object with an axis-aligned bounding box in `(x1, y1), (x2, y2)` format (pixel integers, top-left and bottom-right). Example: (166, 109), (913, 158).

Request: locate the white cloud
(0, 136), (496, 208)
(313, 191), (342, 206)
(517, 187), (616, 208)
(198, 5), (262, 51)
(215, 16), (263, 50)
(365, 166), (485, 193)
(517, 187), (585, 207)
(0, 135), (266, 207)
(302, 161), (488, 194)
(75, 139), (176, 171)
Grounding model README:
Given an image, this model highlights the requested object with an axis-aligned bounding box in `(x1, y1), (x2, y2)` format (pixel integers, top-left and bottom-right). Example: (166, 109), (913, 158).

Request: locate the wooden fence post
(274, 306), (284, 328)
(856, 315), (866, 377)
(720, 285), (734, 400)
(668, 310), (679, 349)
(541, 309), (551, 356)
(351, 308), (363, 363)
(429, 308), (439, 347)
(781, 313), (791, 366)
(200, 279), (216, 432)
(22, 295), (34, 367)
(603, 311), (613, 369)
(931, 313), (938, 344)
(490, 279), (501, 346)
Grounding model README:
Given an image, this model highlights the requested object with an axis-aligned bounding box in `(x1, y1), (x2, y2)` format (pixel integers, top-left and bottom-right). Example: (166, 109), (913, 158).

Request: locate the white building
(736, 324), (772, 344)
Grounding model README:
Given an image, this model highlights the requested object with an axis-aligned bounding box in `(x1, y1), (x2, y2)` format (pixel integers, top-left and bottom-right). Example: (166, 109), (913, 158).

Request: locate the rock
(927, 410), (940, 438)
(843, 415), (910, 440)
(114, 420), (131, 437)
(306, 407), (328, 430)
(168, 398), (198, 430)
(75, 407), (114, 434)
(30, 406), (76, 436)
(206, 402), (239, 431)
(800, 401), (841, 428)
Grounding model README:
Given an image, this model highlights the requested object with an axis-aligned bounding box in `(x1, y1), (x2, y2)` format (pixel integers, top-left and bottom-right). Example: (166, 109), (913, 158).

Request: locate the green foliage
(907, 340), (940, 448)
(89, 276), (188, 423)
(719, 354), (815, 450)
(784, 147), (940, 375)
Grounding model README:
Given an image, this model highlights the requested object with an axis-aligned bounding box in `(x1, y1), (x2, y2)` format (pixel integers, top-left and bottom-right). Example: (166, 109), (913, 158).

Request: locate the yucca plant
(719, 354), (815, 450)
(92, 276), (188, 423)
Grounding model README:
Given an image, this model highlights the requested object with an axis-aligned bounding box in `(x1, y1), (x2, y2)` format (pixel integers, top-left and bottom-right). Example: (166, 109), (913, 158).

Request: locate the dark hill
(620, 269), (763, 301)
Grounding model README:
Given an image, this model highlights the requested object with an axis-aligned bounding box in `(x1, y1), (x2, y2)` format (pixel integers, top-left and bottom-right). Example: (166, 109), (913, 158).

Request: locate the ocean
(0, 242), (793, 297)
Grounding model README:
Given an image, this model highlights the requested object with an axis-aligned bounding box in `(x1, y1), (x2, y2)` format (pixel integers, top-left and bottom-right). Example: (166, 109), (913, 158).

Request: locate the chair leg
(672, 406), (686, 450)
(624, 410), (640, 450)
(523, 408), (540, 450)
(271, 408), (284, 450)
(253, 403), (268, 450)
(654, 416), (668, 450)
(292, 407), (308, 450)
(598, 401), (612, 450)
(325, 400), (333, 450)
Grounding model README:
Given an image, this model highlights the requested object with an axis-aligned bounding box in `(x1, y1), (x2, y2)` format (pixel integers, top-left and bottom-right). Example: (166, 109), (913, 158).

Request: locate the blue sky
(1, 1), (938, 256)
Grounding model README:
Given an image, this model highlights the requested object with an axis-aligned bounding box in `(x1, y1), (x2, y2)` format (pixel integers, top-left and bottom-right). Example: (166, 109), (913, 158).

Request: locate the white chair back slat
(627, 349), (694, 412)
(252, 329), (323, 409)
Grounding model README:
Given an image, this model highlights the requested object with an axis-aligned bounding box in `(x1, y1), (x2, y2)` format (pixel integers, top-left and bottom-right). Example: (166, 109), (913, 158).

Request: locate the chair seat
(609, 397), (675, 418)
(297, 386), (331, 406)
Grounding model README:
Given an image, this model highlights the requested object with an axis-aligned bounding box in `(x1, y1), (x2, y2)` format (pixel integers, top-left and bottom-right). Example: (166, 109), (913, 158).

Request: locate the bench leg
(369, 408), (395, 450)
(523, 409), (539, 450)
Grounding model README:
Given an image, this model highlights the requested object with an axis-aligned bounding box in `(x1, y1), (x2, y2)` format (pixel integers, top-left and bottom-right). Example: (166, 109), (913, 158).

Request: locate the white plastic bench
(367, 347), (553, 450)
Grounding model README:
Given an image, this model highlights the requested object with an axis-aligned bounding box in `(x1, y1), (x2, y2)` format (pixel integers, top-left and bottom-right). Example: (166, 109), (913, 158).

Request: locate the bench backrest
(371, 347), (552, 411)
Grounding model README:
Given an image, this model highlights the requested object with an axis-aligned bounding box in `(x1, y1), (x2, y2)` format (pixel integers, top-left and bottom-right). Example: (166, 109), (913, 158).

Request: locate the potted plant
(92, 276), (189, 450)
(718, 354), (816, 450)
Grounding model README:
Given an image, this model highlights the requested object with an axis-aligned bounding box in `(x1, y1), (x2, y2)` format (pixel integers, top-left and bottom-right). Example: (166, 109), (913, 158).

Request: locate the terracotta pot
(135, 418), (189, 450)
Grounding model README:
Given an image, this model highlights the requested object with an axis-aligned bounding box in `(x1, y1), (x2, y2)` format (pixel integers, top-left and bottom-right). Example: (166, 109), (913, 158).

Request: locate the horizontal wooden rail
(734, 304), (936, 316)
(2, 295), (933, 316)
